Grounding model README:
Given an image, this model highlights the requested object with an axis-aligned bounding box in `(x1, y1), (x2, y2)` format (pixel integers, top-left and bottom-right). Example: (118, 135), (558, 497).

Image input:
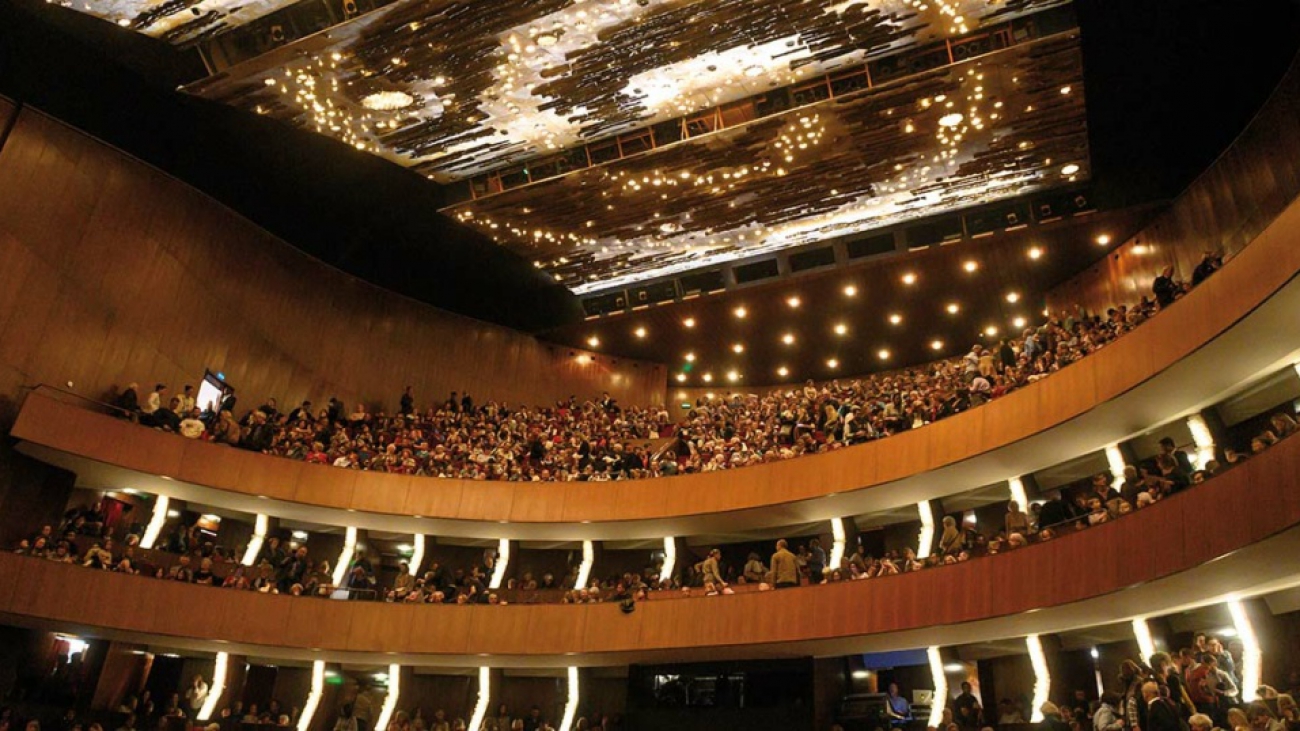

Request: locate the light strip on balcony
(829, 518), (846, 574)
(1187, 414), (1216, 468)
(409, 534), (425, 577)
(559, 666), (580, 731)
(1228, 599), (1262, 701)
(467, 666), (491, 731)
(296, 661), (325, 731)
(196, 652), (228, 721)
(240, 514), (269, 567)
(331, 526), (357, 587)
(574, 540), (595, 591)
(488, 538), (510, 590)
(1105, 444), (1127, 490)
(661, 537), (677, 586)
(1009, 477), (1029, 511)
(1132, 617), (1156, 663)
(927, 646), (948, 728)
(140, 495), (169, 550)
(374, 663), (401, 731)
(916, 501), (935, 560)
(1027, 634), (1051, 723)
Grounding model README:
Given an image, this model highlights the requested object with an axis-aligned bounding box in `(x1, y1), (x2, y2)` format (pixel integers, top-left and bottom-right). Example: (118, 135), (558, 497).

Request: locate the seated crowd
(894, 637), (1300, 731)
(105, 257), (1222, 482)
(12, 403), (1295, 608)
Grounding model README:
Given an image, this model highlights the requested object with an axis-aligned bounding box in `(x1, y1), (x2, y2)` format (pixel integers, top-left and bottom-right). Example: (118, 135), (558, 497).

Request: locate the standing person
(185, 675), (209, 719)
(808, 538), (827, 583)
(1095, 692), (1124, 731)
(699, 549), (726, 590)
(400, 387), (415, 416)
(1145, 682), (1184, 731)
(770, 539), (798, 589)
(953, 682), (982, 730)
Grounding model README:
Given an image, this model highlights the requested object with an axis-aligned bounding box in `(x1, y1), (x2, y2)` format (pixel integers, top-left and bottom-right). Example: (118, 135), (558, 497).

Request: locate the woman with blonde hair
(938, 515), (963, 555)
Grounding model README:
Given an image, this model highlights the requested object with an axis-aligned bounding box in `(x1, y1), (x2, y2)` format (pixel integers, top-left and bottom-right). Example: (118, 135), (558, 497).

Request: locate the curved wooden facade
(2, 430), (1298, 664)
(13, 187), (1300, 527)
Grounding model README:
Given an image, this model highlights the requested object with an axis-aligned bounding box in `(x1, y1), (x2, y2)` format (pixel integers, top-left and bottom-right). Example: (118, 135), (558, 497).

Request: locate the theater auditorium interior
(3, 0), (1300, 729)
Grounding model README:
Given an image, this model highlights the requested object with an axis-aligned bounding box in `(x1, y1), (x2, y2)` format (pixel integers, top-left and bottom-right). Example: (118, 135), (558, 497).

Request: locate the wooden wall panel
(1048, 56), (1300, 315)
(0, 108), (666, 437)
(2, 430), (1298, 658)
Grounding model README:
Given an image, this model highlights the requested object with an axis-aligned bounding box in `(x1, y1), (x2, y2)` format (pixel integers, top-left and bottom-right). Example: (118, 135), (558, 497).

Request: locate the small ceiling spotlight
(1005, 291), (1020, 303)
(843, 284), (858, 297)
(782, 333), (796, 345)
(826, 358), (839, 369)
(946, 303), (960, 315)
(634, 326), (647, 338)
(733, 306), (748, 319)
(683, 317), (696, 328)
(930, 339), (944, 350)
(877, 349), (891, 360)
(684, 352), (696, 362)
(901, 272), (917, 286)
(786, 296), (802, 308)
(586, 336), (600, 348)
(962, 260), (979, 273)
(1027, 246), (1043, 260)
(777, 366), (789, 377)
(732, 343), (745, 354)
(889, 313), (903, 325)
(1096, 234), (1112, 246)
(834, 323), (848, 336)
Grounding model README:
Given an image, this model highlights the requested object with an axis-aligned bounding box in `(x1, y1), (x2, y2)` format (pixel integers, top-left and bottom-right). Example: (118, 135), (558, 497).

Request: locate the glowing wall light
(559, 666), (580, 731)
(467, 666), (491, 731)
(1187, 415), (1216, 469)
(240, 514), (269, 566)
(1228, 599), (1262, 701)
(1027, 634), (1051, 723)
(373, 664), (401, 731)
(927, 646), (948, 728)
(408, 534), (425, 577)
(296, 661), (325, 731)
(331, 526), (358, 587)
(1104, 444), (1127, 490)
(488, 538), (510, 590)
(1132, 617), (1156, 663)
(574, 540), (595, 590)
(829, 518), (846, 573)
(140, 495), (170, 550)
(661, 537), (677, 586)
(196, 652), (228, 721)
(1008, 477), (1029, 512)
(916, 501), (936, 560)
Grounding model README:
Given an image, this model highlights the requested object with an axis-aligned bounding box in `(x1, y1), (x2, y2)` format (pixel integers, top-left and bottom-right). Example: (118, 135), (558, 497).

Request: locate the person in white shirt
(143, 384), (166, 415)
(178, 385), (196, 415)
(185, 674), (208, 717)
(179, 409), (206, 439)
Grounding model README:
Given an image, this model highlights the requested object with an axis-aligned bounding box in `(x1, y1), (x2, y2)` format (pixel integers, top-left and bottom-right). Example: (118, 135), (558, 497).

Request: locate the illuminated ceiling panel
(51, 0), (302, 44)
(189, 0), (1084, 292)
(456, 33), (1088, 291)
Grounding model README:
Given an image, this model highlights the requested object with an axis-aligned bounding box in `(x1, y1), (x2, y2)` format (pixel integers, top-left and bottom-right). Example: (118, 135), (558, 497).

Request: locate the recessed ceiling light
(946, 303), (960, 315)
(733, 306), (748, 319)
(1013, 316), (1027, 328)
(683, 317), (696, 328)
(782, 333), (796, 345)
(732, 343), (745, 354)
(726, 370), (740, 382)
(1096, 234), (1112, 246)
(834, 323), (848, 336)
(684, 352), (696, 362)
(586, 336), (600, 348)
(962, 260), (979, 273)
(826, 358), (839, 369)
(939, 112), (964, 127)
(877, 349), (891, 360)
(743, 64), (764, 77)
(843, 284), (858, 297)
(984, 325), (999, 336)
(888, 313), (903, 325)
(536, 32), (559, 47)
(1005, 291), (1020, 303)
(1061, 163), (1080, 176)
(786, 296), (801, 308)
(634, 326), (647, 338)
(702, 373), (713, 383)
(777, 366), (789, 377)
(930, 339), (944, 350)
(901, 272), (917, 286)
(1027, 246), (1043, 260)
(1060, 85), (1072, 95)
(675, 373), (687, 382)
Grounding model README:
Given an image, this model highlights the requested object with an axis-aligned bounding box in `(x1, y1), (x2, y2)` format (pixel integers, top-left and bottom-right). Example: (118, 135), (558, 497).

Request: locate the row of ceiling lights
(578, 233), (1113, 382)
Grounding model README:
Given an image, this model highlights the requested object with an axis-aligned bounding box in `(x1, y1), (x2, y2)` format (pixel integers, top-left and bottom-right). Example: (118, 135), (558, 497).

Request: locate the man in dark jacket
(1144, 681), (1185, 731)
